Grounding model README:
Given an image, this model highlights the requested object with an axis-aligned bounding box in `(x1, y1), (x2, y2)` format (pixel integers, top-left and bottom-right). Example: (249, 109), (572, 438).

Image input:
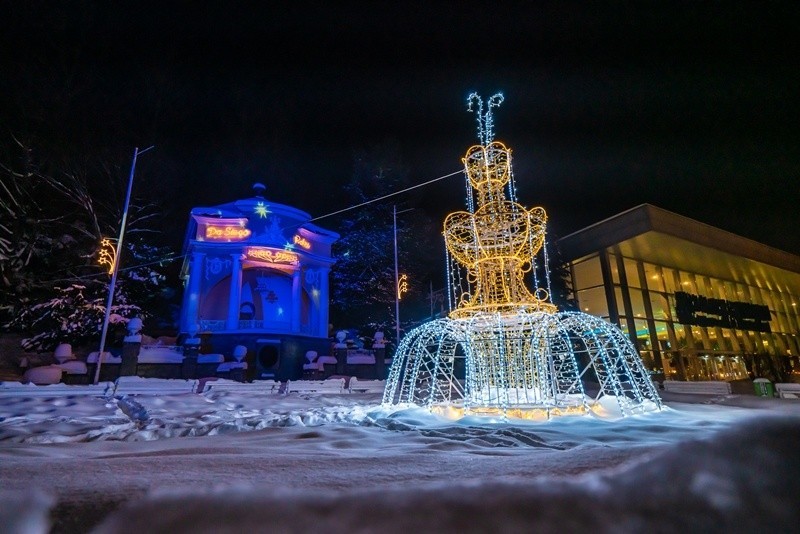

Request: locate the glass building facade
(558, 205), (800, 382)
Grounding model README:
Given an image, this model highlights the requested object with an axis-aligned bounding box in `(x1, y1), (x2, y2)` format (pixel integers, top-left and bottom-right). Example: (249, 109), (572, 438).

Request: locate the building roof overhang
(557, 204), (800, 291)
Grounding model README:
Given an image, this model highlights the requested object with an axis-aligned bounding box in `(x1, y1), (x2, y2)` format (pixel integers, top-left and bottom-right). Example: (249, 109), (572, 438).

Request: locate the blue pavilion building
(179, 184), (339, 380)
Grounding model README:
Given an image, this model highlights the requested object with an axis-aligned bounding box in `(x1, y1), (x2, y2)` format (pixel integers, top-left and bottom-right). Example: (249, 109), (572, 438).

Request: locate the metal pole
(393, 205), (400, 347)
(430, 280), (434, 319)
(93, 146), (153, 384)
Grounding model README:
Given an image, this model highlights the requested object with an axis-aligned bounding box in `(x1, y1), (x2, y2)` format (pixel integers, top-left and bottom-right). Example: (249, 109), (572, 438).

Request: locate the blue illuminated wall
(179, 185), (339, 379)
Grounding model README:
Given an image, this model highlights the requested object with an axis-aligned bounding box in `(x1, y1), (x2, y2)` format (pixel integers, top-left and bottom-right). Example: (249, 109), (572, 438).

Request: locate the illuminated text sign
(246, 247), (298, 265)
(293, 235), (311, 250)
(675, 292), (771, 333)
(205, 225), (252, 241)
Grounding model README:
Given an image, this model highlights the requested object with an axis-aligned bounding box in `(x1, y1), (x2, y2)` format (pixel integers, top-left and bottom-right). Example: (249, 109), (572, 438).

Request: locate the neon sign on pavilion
(383, 93), (662, 418)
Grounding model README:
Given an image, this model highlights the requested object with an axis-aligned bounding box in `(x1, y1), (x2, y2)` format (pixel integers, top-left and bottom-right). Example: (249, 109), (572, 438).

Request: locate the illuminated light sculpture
(254, 201), (269, 218)
(383, 94), (661, 418)
(397, 274), (409, 300)
(98, 238), (117, 275)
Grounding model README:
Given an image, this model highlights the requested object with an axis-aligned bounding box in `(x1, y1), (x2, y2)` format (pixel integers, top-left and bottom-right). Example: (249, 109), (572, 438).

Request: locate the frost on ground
(0, 386), (799, 533)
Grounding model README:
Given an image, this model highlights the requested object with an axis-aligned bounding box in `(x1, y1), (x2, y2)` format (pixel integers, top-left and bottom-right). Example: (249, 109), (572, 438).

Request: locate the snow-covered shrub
(8, 283), (140, 352)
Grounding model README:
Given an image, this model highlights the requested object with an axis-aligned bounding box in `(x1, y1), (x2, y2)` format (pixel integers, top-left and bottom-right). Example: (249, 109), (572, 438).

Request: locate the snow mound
(0, 490), (54, 534)
(93, 416), (800, 533)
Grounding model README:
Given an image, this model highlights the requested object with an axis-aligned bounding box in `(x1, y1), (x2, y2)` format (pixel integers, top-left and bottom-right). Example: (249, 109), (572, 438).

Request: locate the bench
(662, 380), (732, 395)
(348, 377), (386, 394)
(775, 383), (800, 399)
(285, 378), (346, 395)
(201, 379), (283, 394)
(113, 376), (199, 396)
(0, 381), (115, 397)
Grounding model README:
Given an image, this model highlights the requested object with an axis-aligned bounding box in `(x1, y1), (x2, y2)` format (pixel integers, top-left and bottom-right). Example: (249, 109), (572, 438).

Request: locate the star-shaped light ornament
(254, 202), (269, 218)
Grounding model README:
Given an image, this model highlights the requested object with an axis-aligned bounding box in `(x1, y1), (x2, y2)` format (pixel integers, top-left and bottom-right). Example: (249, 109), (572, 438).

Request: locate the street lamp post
(392, 206), (414, 348)
(93, 146), (154, 384)
(393, 205), (400, 347)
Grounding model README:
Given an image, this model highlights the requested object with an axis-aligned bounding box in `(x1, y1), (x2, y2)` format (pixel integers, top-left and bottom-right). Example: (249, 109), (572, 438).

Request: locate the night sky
(2, 1), (799, 256)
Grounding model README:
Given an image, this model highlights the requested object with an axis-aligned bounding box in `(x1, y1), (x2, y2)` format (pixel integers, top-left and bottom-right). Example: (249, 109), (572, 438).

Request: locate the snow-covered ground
(1, 385), (799, 533)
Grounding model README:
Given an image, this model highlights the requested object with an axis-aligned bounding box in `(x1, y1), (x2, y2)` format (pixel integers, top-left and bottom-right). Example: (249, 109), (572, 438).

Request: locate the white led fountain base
(383, 93), (662, 418)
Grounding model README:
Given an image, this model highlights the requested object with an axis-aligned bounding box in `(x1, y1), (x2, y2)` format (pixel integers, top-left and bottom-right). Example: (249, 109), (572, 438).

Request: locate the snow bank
(92, 416), (800, 533)
(1, 386), (799, 532)
(0, 490), (53, 534)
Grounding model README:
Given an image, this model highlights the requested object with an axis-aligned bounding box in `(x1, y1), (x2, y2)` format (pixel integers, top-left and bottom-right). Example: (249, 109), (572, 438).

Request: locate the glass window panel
(642, 263), (664, 292)
(634, 319), (651, 349)
(689, 325), (707, 349)
(639, 351), (656, 369)
(769, 291), (783, 312)
(623, 258), (641, 288)
(723, 281), (738, 302)
(649, 292), (671, 320)
(572, 255), (603, 290)
(788, 302), (800, 331)
(745, 285), (762, 306)
(775, 312), (789, 334)
(618, 318), (630, 336)
(576, 286), (609, 317)
(734, 283), (748, 303)
(662, 351), (681, 378)
(607, 253), (619, 284)
(629, 289), (647, 318)
(662, 267), (679, 294)
(760, 288), (776, 310)
(707, 327), (732, 351)
(653, 320), (670, 350)
(721, 328), (740, 351)
(704, 276), (721, 298)
(677, 271), (697, 294)
(735, 330), (752, 352)
(673, 323), (688, 348)
(614, 287), (627, 317)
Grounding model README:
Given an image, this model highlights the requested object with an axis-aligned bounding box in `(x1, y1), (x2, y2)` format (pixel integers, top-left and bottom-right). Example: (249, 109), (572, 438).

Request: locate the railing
(238, 320), (266, 329)
(138, 344), (185, 364)
(198, 320), (226, 332)
(199, 319), (315, 335)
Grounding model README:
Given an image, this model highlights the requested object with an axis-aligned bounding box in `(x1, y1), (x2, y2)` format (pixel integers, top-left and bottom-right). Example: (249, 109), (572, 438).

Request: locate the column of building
(183, 251), (205, 333)
(318, 267), (330, 338)
(291, 268), (302, 333)
(226, 253), (242, 330)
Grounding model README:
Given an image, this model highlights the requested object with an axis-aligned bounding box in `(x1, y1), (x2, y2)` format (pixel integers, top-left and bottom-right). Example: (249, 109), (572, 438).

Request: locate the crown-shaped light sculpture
(383, 93), (661, 418)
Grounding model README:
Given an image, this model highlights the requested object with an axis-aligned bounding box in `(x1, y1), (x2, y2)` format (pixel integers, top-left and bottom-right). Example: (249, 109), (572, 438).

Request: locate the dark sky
(2, 1), (799, 256)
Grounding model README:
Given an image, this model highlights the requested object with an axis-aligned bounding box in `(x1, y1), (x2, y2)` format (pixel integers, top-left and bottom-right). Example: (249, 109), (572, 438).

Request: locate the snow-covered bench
(201, 379), (283, 394)
(113, 376), (199, 396)
(775, 383), (800, 399)
(0, 381), (115, 397)
(348, 377), (386, 394)
(662, 380), (732, 395)
(285, 378), (347, 394)
(346, 351), (376, 365)
(137, 345), (185, 364)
